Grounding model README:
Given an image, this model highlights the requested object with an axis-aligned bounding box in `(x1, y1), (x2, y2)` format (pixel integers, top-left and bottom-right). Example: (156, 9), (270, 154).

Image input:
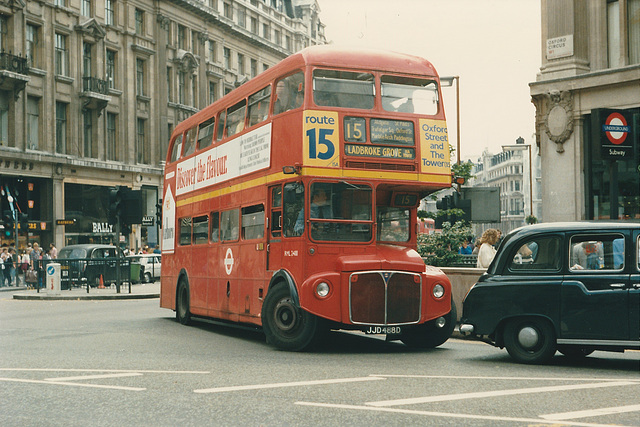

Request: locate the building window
(224, 2), (233, 19)
(54, 0), (66, 7)
(251, 17), (258, 34)
(285, 35), (291, 51)
(178, 71), (185, 104)
(237, 7), (246, 27)
(608, 0), (621, 68)
(191, 75), (196, 106)
(83, 110), (93, 158)
(274, 30), (281, 46)
(0, 17), (6, 52)
(263, 23), (270, 40)
(26, 24), (39, 69)
(135, 8), (144, 36)
(136, 58), (145, 96)
(106, 112), (117, 161)
(237, 53), (245, 75)
(167, 67), (173, 102)
(209, 81), (217, 104)
(82, 0), (91, 17)
(55, 102), (67, 154)
(178, 25), (186, 50)
(223, 47), (231, 69)
(191, 30), (198, 53)
(106, 50), (116, 89)
(250, 58), (257, 78)
(629, 0), (640, 64)
(208, 40), (217, 62)
(137, 118), (148, 164)
(55, 33), (68, 76)
(83, 42), (92, 79)
(27, 97), (39, 150)
(105, 0), (115, 26)
(0, 92), (9, 147)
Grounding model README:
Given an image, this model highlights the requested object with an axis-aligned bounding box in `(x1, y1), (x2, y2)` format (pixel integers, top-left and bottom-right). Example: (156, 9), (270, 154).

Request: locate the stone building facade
(0, 0), (325, 251)
(531, 0), (639, 222)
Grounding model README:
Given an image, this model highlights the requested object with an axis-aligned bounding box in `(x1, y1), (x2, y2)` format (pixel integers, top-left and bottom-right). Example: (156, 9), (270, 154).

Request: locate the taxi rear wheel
(504, 318), (556, 364)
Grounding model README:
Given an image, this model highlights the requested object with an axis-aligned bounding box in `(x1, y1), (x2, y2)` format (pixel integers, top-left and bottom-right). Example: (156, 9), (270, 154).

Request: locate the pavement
(5, 281), (160, 301)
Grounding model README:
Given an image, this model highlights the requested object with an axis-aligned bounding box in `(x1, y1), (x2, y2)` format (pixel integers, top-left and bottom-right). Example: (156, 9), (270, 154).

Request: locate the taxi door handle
(609, 283), (625, 288)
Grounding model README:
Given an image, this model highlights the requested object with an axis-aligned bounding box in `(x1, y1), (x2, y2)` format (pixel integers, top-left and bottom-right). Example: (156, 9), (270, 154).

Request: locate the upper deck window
(274, 72), (304, 115)
(183, 127), (197, 157)
(226, 100), (246, 138)
(313, 69), (374, 110)
(169, 134), (183, 163)
(248, 86), (271, 127)
(381, 75), (438, 115)
(197, 117), (215, 150)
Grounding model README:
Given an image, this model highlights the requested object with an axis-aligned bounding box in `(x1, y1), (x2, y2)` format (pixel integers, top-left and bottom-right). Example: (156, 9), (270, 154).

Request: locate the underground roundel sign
(224, 248), (234, 275)
(603, 112), (629, 145)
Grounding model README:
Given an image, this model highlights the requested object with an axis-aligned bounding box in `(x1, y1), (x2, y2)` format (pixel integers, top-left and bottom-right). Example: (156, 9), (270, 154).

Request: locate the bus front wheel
(176, 279), (192, 326)
(261, 282), (320, 351)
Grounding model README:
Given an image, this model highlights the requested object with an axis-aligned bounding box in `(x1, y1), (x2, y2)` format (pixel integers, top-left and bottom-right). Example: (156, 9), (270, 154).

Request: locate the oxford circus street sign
(596, 109), (634, 160)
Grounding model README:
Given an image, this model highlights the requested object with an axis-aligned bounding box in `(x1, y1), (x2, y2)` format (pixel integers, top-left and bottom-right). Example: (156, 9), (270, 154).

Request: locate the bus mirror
(282, 164), (301, 175)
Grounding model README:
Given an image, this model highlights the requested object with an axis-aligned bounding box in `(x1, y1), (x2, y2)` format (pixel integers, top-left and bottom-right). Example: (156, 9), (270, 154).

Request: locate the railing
(30, 257), (133, 294)
(82, 76), (110, 95)
(449, 254), (478, 268)
(0, 51), (29, 75)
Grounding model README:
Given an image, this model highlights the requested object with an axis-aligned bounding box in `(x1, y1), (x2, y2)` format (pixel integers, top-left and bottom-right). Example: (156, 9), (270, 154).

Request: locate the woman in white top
(476, 228), (500, 269)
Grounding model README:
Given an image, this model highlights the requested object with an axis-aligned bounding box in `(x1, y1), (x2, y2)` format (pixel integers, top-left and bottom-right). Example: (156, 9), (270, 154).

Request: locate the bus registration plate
(364, 326), (401, 335)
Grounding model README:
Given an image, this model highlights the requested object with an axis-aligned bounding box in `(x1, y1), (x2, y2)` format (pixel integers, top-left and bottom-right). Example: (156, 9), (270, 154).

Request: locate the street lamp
(440, 76), (460, 164)
(502, 137), (533, 218)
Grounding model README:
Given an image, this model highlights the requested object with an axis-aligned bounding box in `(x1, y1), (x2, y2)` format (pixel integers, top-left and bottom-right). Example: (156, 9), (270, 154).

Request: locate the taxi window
(508, 236), (561, 272)
(569, 234), (625, 271)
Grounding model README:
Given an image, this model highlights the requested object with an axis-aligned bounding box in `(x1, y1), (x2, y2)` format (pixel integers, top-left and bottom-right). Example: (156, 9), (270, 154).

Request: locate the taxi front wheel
(504, 317), (556, 364)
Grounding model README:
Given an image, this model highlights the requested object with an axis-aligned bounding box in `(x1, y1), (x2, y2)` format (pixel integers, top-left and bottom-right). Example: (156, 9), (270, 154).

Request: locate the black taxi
(460, 222), (640, 364)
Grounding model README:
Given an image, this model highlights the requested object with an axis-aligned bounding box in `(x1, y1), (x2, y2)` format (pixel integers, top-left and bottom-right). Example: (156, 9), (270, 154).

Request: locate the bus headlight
(432, 284), (445, 299)
(316, 281), (330, 298)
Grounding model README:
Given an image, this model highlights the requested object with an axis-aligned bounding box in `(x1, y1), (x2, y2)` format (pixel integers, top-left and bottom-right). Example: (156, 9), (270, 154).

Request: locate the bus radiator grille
(349, 272), (421, 325)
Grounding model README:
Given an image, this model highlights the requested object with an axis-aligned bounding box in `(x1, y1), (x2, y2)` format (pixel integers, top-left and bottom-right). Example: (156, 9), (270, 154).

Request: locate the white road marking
(194, 376), (385, 394)
(541, 404), (640, 421)
(0, 377), (145, 391)
(366, 381), (636, 407)
(0, 368), (209, 374)
(295, 401), (619, 427)
(371, 374), (640, 382)
(44, 373), (143, 382)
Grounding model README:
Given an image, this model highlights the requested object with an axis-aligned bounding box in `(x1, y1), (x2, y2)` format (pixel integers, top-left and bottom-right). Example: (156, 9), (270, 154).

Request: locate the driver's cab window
(508, 235), (561, 272)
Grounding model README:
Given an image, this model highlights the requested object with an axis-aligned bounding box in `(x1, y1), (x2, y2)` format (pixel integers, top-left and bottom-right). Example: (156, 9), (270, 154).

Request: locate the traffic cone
(98, 274), (105, 289)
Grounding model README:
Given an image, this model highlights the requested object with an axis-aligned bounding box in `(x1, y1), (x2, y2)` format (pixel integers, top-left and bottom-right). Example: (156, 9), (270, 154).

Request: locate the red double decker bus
(160, 46), (455, 350)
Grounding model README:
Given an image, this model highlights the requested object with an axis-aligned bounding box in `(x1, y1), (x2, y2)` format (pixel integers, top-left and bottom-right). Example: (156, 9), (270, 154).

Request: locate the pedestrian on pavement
(476, 229), (500, 269)
(49, 243), (58, 259)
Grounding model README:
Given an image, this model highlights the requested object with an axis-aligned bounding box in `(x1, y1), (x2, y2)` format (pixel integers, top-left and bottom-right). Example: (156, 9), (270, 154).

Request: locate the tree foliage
(418, 221), (473, 267)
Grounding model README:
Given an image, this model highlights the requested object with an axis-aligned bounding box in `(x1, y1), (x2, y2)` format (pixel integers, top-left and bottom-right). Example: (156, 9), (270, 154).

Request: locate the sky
(317, 0), (542, 162)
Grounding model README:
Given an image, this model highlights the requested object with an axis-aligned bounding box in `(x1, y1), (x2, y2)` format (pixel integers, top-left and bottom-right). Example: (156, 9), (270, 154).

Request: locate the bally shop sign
(592, 108), (636, 160)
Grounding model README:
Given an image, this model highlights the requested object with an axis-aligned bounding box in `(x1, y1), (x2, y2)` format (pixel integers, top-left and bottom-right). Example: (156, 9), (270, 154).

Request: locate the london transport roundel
(603, 112), (629, 145)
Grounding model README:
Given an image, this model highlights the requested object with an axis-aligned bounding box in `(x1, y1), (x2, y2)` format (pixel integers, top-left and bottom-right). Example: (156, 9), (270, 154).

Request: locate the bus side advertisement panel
(162, 185), (176, 254)
(175, 123), (272, 197)
(419, 119), (451, 175)
(303, 110), (340, 168)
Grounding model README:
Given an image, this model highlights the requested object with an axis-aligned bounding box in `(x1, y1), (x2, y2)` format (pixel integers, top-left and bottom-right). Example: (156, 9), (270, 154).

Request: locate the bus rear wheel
(261, 282), (320, 351)
(400, 300), (456, 349)
(176, 279), (192, 325)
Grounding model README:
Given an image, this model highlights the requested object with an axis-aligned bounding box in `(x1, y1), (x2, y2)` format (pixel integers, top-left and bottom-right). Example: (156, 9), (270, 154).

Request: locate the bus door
(239, 204), (267, 317)
(267, 185), (284, 271)
(280, 182), (305, 274)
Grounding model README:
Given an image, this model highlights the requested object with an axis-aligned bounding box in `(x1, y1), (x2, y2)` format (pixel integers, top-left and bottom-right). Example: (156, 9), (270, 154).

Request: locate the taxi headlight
(316, 282), (330, 298)
(432, 284), (445, 299)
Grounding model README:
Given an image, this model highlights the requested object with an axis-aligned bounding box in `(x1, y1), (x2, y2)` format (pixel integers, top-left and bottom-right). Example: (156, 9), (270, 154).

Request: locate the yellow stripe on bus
(175, 168), (450, 208)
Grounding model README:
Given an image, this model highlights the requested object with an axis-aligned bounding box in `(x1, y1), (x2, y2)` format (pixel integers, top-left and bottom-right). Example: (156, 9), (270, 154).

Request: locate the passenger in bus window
(274, 80), (292, 115)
